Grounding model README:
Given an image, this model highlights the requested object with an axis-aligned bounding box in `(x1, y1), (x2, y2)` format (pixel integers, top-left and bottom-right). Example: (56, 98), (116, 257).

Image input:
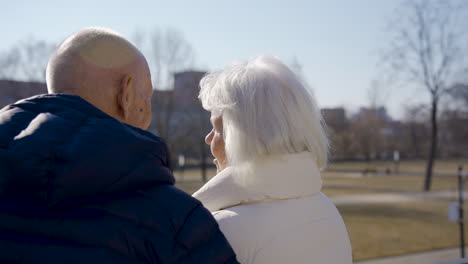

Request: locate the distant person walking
(0, 27), (238, 264)
(194, 55), (352, 264)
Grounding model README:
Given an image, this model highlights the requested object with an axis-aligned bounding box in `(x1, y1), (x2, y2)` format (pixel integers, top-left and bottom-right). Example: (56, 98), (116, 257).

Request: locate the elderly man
(0, 27), (238, 264)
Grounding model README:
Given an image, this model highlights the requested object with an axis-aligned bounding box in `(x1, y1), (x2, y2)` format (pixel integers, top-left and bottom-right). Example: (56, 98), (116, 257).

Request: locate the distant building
(149, 71), (211, 165)
(149, 71), (208, 135)
(0, 80), (47, 108)
(321, 107), (348, 132)
(173, 71), (206, 107)
(353, 106), (392, 122)
(151, 71), (206, 110)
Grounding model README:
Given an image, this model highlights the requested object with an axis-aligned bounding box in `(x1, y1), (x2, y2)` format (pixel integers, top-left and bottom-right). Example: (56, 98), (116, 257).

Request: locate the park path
(354, 247), (468, 264)
(331, 190), (468, 205)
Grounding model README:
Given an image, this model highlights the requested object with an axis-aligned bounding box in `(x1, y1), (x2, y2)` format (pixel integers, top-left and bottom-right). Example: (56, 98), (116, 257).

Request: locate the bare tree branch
(382, 0), (468, 191)
(0, 38), (56, 82)
(133, 27), (197, 167)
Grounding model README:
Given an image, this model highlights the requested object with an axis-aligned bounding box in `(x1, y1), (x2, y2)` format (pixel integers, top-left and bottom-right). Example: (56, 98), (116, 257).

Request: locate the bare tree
(368, 79), (389, 110)
(403, 104), (429, 159)
(133, 28), (214, 180)
(350, 106), (387, 162)
(441, 83), (468, 157)
(133, 28), (195, 140)
(322, 107), (351, 161)
(0, 38), (56, 82)
(368, 81), (393, 159)
(383, 0), (468, 191)
(289, 56), (305, 80)
(449, 83), (468, 111)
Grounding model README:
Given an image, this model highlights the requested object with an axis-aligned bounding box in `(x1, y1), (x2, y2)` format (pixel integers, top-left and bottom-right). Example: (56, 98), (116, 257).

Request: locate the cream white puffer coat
(193, 152), (352, 264)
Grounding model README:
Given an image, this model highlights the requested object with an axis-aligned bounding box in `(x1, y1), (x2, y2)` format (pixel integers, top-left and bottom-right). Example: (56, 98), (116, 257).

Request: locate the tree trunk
(424, 97), (438, 191)
(410, 123), (421, 158)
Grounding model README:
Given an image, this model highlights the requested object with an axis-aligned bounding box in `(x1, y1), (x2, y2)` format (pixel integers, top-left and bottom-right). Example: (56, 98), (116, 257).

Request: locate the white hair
(199, 55), (329, 169)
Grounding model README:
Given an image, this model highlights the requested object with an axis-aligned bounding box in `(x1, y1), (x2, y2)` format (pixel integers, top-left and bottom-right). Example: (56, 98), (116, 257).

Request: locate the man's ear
(118, 75), (133, 120)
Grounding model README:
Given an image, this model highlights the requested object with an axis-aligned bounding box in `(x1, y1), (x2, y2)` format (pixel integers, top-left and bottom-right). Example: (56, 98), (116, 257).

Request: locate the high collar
(193, 152), (322, 212)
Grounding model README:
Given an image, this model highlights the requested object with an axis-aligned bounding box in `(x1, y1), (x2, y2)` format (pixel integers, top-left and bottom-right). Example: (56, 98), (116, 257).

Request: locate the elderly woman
(193, 56), (352, 264)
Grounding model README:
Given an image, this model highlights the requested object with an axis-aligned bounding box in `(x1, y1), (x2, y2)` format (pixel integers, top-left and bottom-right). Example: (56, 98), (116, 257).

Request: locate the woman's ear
(117, 75), (133, 120)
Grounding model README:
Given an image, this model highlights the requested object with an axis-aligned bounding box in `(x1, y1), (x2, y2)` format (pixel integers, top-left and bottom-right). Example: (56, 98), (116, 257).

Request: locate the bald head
(46, 27), (153, 129)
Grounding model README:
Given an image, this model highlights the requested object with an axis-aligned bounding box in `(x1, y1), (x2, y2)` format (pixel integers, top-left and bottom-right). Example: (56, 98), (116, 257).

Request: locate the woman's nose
(205, 129), (214, 145)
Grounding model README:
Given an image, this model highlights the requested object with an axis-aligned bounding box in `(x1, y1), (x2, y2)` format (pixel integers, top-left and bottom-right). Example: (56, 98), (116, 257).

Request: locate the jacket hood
(0, 94), (174, 207)
(193, 152), (322, 211)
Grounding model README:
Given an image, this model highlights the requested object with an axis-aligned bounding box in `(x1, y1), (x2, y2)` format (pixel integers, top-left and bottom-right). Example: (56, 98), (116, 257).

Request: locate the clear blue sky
(2, 0), (429, 119)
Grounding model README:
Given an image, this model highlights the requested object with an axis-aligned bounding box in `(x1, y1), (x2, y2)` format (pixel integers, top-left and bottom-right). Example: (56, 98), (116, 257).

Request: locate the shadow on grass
(324, 184), (410, 193)
(337, 203), (441, 220)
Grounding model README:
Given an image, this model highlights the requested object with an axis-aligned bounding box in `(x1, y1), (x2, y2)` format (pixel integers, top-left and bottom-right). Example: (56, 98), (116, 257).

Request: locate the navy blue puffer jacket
(0, 94), (238, 264)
